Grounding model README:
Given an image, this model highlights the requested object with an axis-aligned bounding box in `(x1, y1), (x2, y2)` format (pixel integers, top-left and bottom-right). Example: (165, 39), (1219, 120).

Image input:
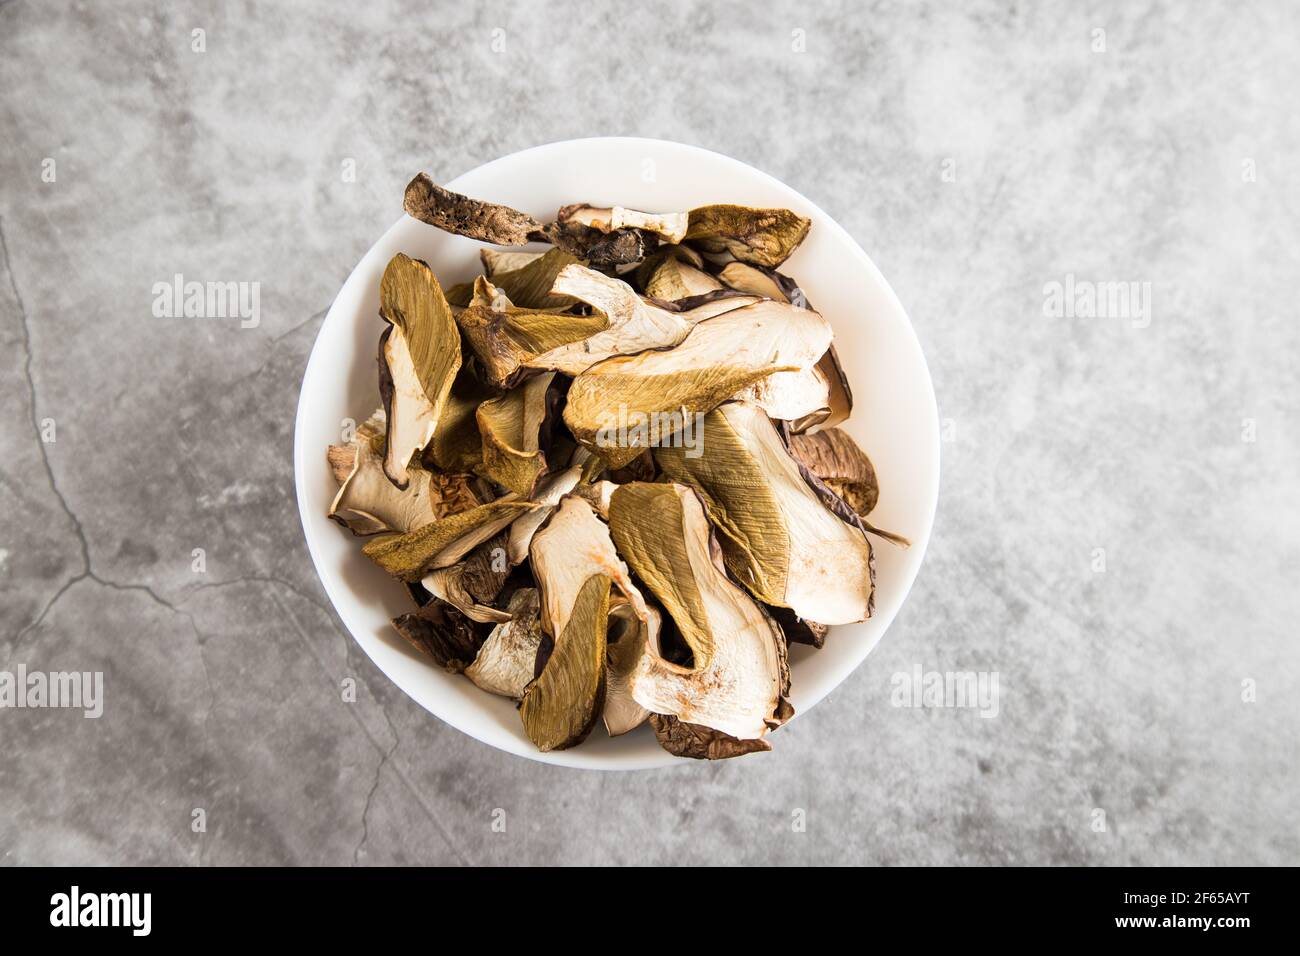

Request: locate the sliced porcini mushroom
(814, 346), (853, 428)
(685, 204), (812, 267)
(788, 428), (880, 516)
(519, 572), (610, 751)
(457, 292), (607, 388)
(656, 401), (874, 625)
(422, 363), (498, 474)
(529, 495), (648, 639)
(448, 248), (581, 310)
(404, 173), (543, 245)
(564, 299), (833, 468)
(329, 409), (479, 535)
(481, 248), (543, 277)
(607, 482), (791, 741)
(731, 364), (831, 430)
(476, 371), (556, 496)
(643, 255), (724, 301)
(649, 713), (773, 760)
(505, 453), (589, 565)
(363, 499), (538, 581)
(391, 600), (486, 673)
(717, 260), (804, 303)
(558, 204), (689, 244)
(542, 220), (653, 267)
(377, 253), (462, 488)
(465, 588), (543, 697)
(420, 532), (512, 624)
(524, 265), (693, 375)
(604, 601), (660, 736)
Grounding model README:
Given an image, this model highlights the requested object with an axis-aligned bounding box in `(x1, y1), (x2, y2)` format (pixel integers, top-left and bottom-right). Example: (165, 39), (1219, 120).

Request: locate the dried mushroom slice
(476, 372), (556, 496)
(524, 265), (693, 375)
(717, 261), (804, 303)
(404, 173), (543, 245)
(564, 299), (833, 468)
(465, 588), (543, 698)
(505, 453), (589, 565)
(481, 248), (543, 277)
(685, 204), (811, 267)
(604, 601), (660, 736)
(363, 500), (537, 581)
(448, 248), (581, 310)
(423, 364), (498, 474)
(731, 364), (831, 429)
(329, 410), (477, 535)
(788, 428), (879, 516)
(608, 482), (789, 740)
(814, 346), (854, 428)
(420, 532), (512, 624)
(377, 253), (462, 488)
(541, 220), (653, 267)
(529, 495), (648, 639)
(649, 713), (772, 760)
(458, 294), (608, 389)
(391, 600), (485, 673)
(656, 401), (874, 625)
(557, 204), (689, 244)
(519, 573), (610, 751)
(643, 255), (724, 301)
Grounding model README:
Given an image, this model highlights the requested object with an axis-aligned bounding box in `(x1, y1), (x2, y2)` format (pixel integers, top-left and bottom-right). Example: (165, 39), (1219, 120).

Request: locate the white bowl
(293, 137), (939, 770)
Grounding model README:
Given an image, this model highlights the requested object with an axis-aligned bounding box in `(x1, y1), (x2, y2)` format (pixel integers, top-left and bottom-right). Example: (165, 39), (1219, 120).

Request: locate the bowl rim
(293, 135), (940, 770)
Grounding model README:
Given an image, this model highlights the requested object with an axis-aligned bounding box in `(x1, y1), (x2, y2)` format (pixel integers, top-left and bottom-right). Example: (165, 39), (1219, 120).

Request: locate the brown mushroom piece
(420, 531), (512, 624)
(476, 371), (556, 497)
(519, 573), (611, 751)
(643, 254), (724, 301)
(464, 588), (544, 698)
(329, 409), (481, 535)
(563, 299), (832, 468)
(447, 248), (581, 310)
(363, 499), (538, 581)
(685, 204), (812, 267)
(557, 204), (689, 244)
(656, 401), (874, 625)
(376, 253), (462, 488)
(404, 173), (545, 245)
(457, 286), (607, 389)
(391, 600), (486, 674)
(787, 428), (880, 516)
(608, 482), (792, 743)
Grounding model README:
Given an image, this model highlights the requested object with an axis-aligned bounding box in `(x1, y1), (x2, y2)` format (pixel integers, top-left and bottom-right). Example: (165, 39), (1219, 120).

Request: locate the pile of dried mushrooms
(326, 173), (905, 760)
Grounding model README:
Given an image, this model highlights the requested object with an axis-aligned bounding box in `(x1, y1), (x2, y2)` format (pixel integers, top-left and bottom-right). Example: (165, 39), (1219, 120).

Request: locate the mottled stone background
(1, 0), (1297, 866)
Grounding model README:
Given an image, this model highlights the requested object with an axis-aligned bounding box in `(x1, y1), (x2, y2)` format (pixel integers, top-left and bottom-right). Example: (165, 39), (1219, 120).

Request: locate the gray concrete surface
(1, 0), (1297, 865)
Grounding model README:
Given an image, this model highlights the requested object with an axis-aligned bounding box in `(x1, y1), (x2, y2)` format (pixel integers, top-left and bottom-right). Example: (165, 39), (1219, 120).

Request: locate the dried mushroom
(328, 174), (905, 759)
(476, 371), (556, 496)
(644, 254), (724, 301)
(391, 600), (485, 673)
(465, 588), (543, 698)
(685, 204), (811, 267)
(656, 401), (874, 625)
(519, 573), (611, 751)
(363, 499), (537, 581)
(557, 204), (689, 243)
(404, 173), (543, 245)
(377, 253), (462, 488)
(329, 410), (472, 535)
(788, 428), (880, 516)
(564, 298), (833, 467)
(608, 482), (791, 742)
